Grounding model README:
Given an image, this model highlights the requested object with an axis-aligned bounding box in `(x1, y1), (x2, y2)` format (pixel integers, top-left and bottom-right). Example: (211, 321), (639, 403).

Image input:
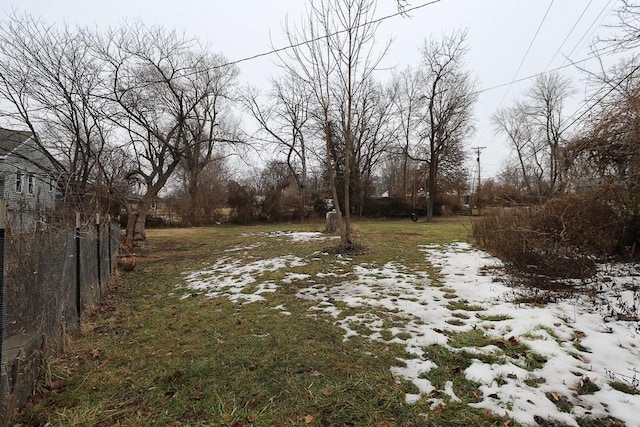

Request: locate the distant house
(0, 127), (57, 229)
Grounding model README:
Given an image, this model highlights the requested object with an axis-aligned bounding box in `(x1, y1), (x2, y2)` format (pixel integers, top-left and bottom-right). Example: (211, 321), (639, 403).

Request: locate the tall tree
(0, 13), (110, 207)
(415, 30), (477, 221)
(281, 0), (387, 249)
(567, 60), (640, 192)
(178, 54), (241, 226)
(351, 78), (397, 214)
(528, 73), (572, 193)
(493, 72), (571, 199)
(391, 66), (425, 197)
(493, 102), (537, 195)
(97, 23), (238, 245)
(243, 71), (311, 217)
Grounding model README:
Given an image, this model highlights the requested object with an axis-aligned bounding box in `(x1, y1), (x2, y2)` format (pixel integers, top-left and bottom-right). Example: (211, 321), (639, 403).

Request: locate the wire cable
(563, 0), (616, 62)
(559, 61), (640, 134)
(498, 0), (555, 106)
(544, 0), (594, 71)
(216, 0), (442, 69)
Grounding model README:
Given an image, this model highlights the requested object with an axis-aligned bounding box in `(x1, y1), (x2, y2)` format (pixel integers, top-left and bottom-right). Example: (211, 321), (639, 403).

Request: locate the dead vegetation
(473, 189), (639, 283)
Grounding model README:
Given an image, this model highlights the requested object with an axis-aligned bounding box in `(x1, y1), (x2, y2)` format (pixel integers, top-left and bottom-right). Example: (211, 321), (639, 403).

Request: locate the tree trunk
(325, 120), (345, 245)
(426, 161), (437, 221)
(186, 169), (199, 226)
(124, 205), (137, 250)
(133, 199), (151, 245)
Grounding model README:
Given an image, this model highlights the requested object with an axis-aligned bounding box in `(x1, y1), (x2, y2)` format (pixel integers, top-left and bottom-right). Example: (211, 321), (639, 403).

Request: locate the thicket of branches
(0, 14), (242, 246)
(474, 2), (640, 278)
(1, 2), (480, 249)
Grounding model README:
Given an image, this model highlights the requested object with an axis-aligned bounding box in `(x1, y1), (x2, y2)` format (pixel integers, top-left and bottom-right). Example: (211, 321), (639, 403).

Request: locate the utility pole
(472, 146), (485, 212)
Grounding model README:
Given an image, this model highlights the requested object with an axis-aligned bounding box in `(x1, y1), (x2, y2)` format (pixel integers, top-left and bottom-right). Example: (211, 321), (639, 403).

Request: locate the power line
(478, 43), (621, 95)
(216, 0), (442, 70)
(494, 60), (640, 180)
(498, 0), (555, 106)
(560, 61), (640, 134)
(563, 0), (617, 62)
(543, 0), (594, 71)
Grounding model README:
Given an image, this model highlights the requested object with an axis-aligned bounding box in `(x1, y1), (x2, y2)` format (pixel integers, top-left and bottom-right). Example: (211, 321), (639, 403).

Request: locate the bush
(361, 197), (426, 218)
(473, 189), (639, 279)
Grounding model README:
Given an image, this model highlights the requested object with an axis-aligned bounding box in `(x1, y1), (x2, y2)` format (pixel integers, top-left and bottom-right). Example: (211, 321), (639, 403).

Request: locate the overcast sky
(2, 0), (624, 178)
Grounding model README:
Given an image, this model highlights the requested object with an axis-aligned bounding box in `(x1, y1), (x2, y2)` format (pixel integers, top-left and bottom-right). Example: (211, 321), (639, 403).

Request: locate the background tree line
(1, 0), (638, 256)
(0, 0), (478, 250)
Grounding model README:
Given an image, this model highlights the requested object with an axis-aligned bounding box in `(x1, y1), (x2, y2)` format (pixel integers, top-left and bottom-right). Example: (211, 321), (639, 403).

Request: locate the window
(27, 172), (34, 195)
(15, 170), (23, 193)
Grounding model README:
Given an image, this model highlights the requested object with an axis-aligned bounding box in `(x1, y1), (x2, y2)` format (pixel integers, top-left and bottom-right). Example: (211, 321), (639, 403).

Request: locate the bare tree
(493, 102), (536, 194)
(281, 0), (387, 249)
(97, 23), (238, 245)
(493, 72), (571, 200)
(390, 66), (425, 197)
(243, 70), (311, 217)
(0, 13), (111, 208)
(171, 155), (231, 225)
(528, 73), (572, 193)
(178, 54), (241, 226)
(351, 78), (397, 214)
(568, 61), (640, 192)
(414, 30), (477, 221)
(606, 1), (640, 52)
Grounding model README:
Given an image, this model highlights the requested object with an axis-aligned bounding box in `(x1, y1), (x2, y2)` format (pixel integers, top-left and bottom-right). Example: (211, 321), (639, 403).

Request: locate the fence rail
(0, 201), (120, 421)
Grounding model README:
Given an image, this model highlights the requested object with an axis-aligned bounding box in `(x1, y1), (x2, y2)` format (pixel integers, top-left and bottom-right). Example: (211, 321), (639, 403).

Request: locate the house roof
(0, 127), (33, 156)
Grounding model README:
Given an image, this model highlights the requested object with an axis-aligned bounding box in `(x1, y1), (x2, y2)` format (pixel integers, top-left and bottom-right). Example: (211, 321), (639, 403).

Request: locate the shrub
(361, 197), (426, 218)
(473, 189), (639, 279)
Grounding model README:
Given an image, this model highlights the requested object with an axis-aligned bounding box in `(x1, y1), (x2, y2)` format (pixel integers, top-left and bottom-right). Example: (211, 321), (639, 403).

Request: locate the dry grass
(12, 217), (521, 426)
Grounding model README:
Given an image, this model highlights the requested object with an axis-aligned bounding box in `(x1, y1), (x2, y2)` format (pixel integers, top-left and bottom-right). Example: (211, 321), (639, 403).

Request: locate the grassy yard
(17, 217), (629, 426)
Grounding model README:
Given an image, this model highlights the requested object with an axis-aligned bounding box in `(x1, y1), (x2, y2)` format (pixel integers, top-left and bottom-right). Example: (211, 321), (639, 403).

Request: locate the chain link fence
(0, 202), (120, 422)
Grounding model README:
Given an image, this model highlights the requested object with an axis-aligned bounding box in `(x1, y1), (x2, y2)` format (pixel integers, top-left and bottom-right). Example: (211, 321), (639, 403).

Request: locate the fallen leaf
(168, 371), (182, 382)
(304, 415), (314, 424)
(310, 370), (322, 377)
(551, 392), (559, 401)
(190, 388), (205, 401)
(181, 410), (204, 422)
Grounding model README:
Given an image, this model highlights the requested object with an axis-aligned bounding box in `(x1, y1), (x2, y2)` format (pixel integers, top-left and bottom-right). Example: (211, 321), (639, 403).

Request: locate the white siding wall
(0, 138), (56, 227)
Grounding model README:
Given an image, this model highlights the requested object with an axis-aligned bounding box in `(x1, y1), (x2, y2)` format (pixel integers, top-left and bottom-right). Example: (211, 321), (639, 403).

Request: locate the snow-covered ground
(179, 232), (640, 427)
